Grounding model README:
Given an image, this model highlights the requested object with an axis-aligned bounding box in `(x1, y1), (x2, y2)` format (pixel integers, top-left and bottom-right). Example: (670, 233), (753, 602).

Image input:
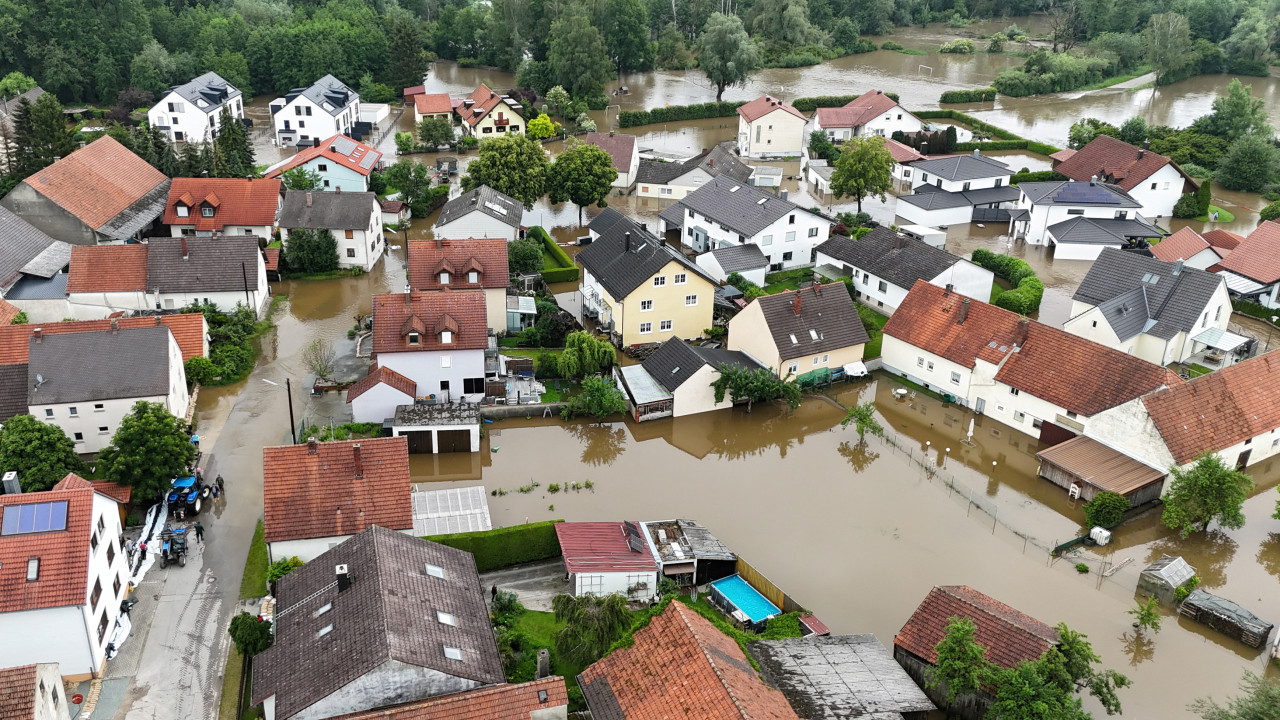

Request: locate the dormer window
(176, 204), (189, 218)
(441, 330), (453, 344)
(201, 205), (214, 218)
(467, 270), (478, 284)
(408, 332), (420, 346)
(439, 271), (450, 284)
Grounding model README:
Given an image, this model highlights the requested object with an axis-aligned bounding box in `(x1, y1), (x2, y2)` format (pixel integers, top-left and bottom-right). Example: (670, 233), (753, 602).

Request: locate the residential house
(264, 136), (382, 193)
(0, 86), (45, 173)
(635, 142), (753, 199)
(146, 72), (245, 144)
(270, 75), (360, 147)
(0, 314), (207, 366)
(812, 89), (924, 141)
(0, 475), (130, 681)
(578, 601), (801, 719)
(346, 366), (418, 424)
(896, 151), (1018, 227)
(165, 177), (281, 238)
(325, 678), (568, 720)
(882, 280), (1179, 444)
(737, 95), (807, 158)
(63, 245), (149, 319)
(1053, 135), (1195, 219)
(251, 526), (505, 720)
(1011, 180), (1162, 261)
(1203, 229), (1244, 255)
(813, 227), (994, 313)
(28, 325), (189, 453)
(658, 176), (829, 270)
(617, 339), (763, 421)
(0, 136), (170, 245)
(1150, 226), (1223, 269)
(279, 190), (384, 272)
(412, 93), (454, 125)
(887, 138), (925, 182)
(750, 635), (935, 720)
(695, 243), (769, 286)
(576, 208), (715, 347)
(1065, 248), (1234, 367)
(433, 186), (523, 244)
(0, 663), (71, 720)
(895, 586), (1059, 720)
(380, 200), (409, 227)
(555, 521), (660, 599)
(728, 284), (869, 379)
(456, 84), (523, 137)
(407, 238), (510, 332)
(1214, 220), (1280, 309)
(371, 289), (488, 403)
(262, 437), (412, 562)
(581, 131), (639, 190)
(0, 204), (71, 298)
(911, 151), (1012, 193)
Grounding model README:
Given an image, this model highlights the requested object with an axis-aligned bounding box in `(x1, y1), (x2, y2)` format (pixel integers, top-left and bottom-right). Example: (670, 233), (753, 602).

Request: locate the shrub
(939, 88), (997, 103)
(266, 556), (304, 583)
(1260, 201), (1280, 222)
(426, 520), (564, 572)
(1172, 193), (1201, 219)
(617, 100), (746, 128)
(1174, 575), (1201, 602)
(939, 39), (974, 54)
(1075, 562), (1090, 573)
(972, 249), (1043, 314)
(881, 40), (904, 51)
(994, 50), (1116, 96)
(1084, 491), (1130, 529)
(530, 226), (579, 283)
(772, 52), (824, 68)
(1010, 170), (1066, 185)
(184, 356), (219, 385)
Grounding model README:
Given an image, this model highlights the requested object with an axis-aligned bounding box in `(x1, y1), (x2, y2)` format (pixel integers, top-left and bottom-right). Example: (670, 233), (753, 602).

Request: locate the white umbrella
(967, 418), (975, 443)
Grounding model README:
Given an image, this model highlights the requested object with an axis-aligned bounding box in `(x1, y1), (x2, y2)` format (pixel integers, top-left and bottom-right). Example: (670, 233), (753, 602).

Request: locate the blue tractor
(167, 475), (210, 519)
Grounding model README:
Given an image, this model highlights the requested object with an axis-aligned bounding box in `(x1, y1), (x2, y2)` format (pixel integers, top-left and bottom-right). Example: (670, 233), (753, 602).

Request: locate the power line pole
(286, 378), (297, 444)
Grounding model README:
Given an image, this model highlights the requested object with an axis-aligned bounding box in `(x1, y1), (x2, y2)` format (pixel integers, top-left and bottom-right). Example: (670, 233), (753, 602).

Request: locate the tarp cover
(1183, 589), (1273, 635)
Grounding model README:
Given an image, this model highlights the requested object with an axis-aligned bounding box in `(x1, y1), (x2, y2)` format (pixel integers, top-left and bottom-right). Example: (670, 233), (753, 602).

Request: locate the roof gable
(1151, 226), (1213, 263)
(22, 136), (168, 229)
(641, 340), (759, 393)
(265, 135), (382, 180)
(1072, 247), (1224, 339)
(814, 89), (907, 129)
(1055, 134), (1189, 191)
(736, 95), (805, 123)
(436, 186), (523, 228)
(460, 84), (522, 127)
(1217, 221), (1280, 284)
(346, 365), (417, 403)
(407, 239), (509, 290)
(0, 314), (206, 365)
(895, 585), (1058, 669)
(748, 283), (869, 360)
(583, 132), (637, 173)
(372, 291), (488, 354)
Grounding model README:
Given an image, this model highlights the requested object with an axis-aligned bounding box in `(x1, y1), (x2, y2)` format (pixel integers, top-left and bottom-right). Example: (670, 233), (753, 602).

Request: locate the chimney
(404, 283), (412, 304)
(956, 297), (970, 325)
(335, 186), (341, 194)
(793, 291), (802, 316)
(336, 564), (351, 592)
(181, 236), (189, 260)
(920, 142), (928, 155)
(154, 315), (162, 326)
(1090, 175), (1098, 185)
(894, 234), (906, 250)
(781, 189), (788, 201)
(708, 158), (714, 167)
(624, 231), (631, 253)
(1137, 147), (1144, 159)
(609, 131), (614, 137)
(945, 283), (953, 296)
(306, 192), (313, 208)
(110, 318), (119, 334)
(972, 148), (980, 158)
(307, 437), (318, 453)
(313, 137), (320, 148)
(32, 327), (42, 342)
(352, 443), (363, 478)
(1174, 258), (1184, 276)
(1143, 140), (1150, 151)
(435, 237), (442, 249)
(1015, 317), (1029, 347)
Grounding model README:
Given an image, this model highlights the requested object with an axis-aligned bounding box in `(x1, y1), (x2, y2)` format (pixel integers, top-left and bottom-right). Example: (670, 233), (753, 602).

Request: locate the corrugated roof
(19, 136), (169, 229)
(0, 204), (64, 289)
(1036, 435), (1165, 496)
(555, 522), (657, 573)
(895, 585), (1058, 669)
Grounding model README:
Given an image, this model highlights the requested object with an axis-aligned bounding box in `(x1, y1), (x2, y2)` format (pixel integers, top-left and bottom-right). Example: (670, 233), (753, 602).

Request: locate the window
(1066, 410), (1078, 418)
(98, 427), (109, 434)
(107, 542), (115, 565)
(1162, 181), (1170, 190)
(2, 502), (69, 535)
(963, 182), (971, 191)
(482, 127), (492, 133)
(782, 251), (793, 261)
(112, 575), (121, 597)
(1067, 209), (1084, 215)
(97, 610), (109, 643)
(639, 322), (653, 334)
(346, 248), (356, 258)
(1091, 320), (1097, 328)
(922, 173), (930, 183)
(463, 377), (485, 394)
(813, 356), (820, 365)
(444, 646), (463, 660)
(305, 106), (312, 116)
(1202, 312), (1208, 327)
(441, 330), (453, 344)
(640, 300), (653, 311)
(1032, 418), (1043, 429)
(1010, 387), (1020, 395)
(318, 163), (328, 172)
(762, 234), (773, 246)
(822, 354), (829, 363)
(950, 371), (961, 385)
(660, 187), (672, 195)
(787, 362), (798, 374)
(74, 432), (83, 442)
(808, 227), (818, 237)
(439, 271), (450, 284)
(789, 214), (795, 224)
(659, 320), (672, 331)
(653, 276), (665, 287)
(877, 280), (888, 292)
(176, 205), (189, 218)
(91, 532), (99, 552)
(995, 178), (1003, 187)
(1215, 306), (1221, 321)
(314, 602), (332, 617)
(927, 361), (934, 371)
(1150, 182), (1157, 190)
(44, 409), (53, 418)
(1114, 211), (1128, 220)
(94, 403), (103, 412)
(674, 273), (687, 284)
(917, 357), (925, 367)
(90, 579), (102, 609)
(342, 229), (354, 240)
(684, 294), (698, 306)
(27, 558), (39, 581)
(467, 270), (478, 283)
(437, 611), (457, 626)
(785, 231), (796, 243)
(407, 332), (420, 346)
(316, 625), (333, 638)
(201, 206), (214, 218)
(440, 355), (452, 368)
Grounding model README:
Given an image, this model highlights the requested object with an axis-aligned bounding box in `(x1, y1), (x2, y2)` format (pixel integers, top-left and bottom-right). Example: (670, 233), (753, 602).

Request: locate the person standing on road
(193, 522), (204, 543)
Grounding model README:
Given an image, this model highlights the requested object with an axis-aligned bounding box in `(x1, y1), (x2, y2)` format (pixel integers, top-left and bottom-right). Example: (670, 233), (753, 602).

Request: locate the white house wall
(35, 394), (171, 454)
(881, 335), (977, 403)
(289, 659), (482, 720)
(1126, 164), (1186, 219)
(9, 296), (72, 324)
(82, 493), (127, 673)
(573, 570), (659, 599)
(1085, 399), (1177, 470)
(349, 384), (413, 424)
(894, 203), (973, 228)
(169, 224), (274, 239)
(433, 213), (519, 243)
(738, 111), (806, 159)
(682, 206), (826, 270)
(1050, 240), (1119, 262)
(147, 90), (244, 144)
(929, 262), (994, 304)
(32, 663), (67, 720)
(913, 171), (1007, 194)
(377, 350), (486, 403)
(1018, 196), (1143, 247)
(0, 606), (93, 679)
(68, 292), (150, 319)
(273, 94), (360, 145)
(673, 364), (735, 417)
(638, 167), (715, 201)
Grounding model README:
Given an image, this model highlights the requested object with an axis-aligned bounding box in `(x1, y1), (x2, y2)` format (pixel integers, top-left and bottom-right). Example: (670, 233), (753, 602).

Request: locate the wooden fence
(735, 556), (805, 614)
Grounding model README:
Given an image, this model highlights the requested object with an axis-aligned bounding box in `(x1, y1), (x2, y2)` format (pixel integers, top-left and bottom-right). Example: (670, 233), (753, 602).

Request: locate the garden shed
(1035, 435), (1166, 505)
(1179, 589), (1273, 649)
(1137, 555), (1195, 605)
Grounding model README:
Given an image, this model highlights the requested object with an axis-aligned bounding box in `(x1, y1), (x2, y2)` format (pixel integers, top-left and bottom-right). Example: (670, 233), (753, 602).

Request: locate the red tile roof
(262, 436), (413, 543)
(413, 93), (453, 116)
(885, 281), (1177, 416)
(814, 90), (905, 130)
(1203, 229), (1244, 252)
(66, 244), (148, 293)
(895, 585), (1058, 669)
(885, 138), (924, 164)
(737, 95), (806, 123)
(1049, 148), (1077, 164)
(346, 365), (417, 403)
(555, 522), (657, 573)
(1151, 226), (1212, 264)
(0, 299), (20, 325)
(329, 678), (568, 720)
(0, 314), (207, 364)
(263, 136), (383, 181)
(0, 665), (37, 720)
(578, 602), (800, 720)
(402, 85), (426, 98)
(407, 239), (509, 291)
(1217, 221), (1280, 284)
(163, 177), (280, 230)
(582, 132), (637, 173)
(1054, 135), (1191, 192)
(0, 474), (109, 613)
(799, 613), (830, 636)
(460, 84), (521, 128)
(371, 290), (489, 354)
(1143, 351), (1280, 464)
(264, 247), (280, 272)
(91, 481), (133, 504)
(22, 136), (168, 229)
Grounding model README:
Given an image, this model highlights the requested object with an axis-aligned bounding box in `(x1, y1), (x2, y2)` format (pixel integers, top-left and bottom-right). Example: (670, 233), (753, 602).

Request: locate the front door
(1237, 449), (1251, 470)
(974, 397), (986, 415)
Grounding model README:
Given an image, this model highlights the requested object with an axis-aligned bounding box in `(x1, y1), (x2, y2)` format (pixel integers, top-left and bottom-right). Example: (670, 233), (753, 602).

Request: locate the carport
(1035, 435), (1166, 505)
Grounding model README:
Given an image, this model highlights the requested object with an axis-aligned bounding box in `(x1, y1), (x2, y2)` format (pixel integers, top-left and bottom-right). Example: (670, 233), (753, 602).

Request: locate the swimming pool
(710, 575), (780, 624)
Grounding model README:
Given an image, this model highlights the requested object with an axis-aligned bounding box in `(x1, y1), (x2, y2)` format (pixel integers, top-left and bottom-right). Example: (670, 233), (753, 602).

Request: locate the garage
(435, 429), (472, 453)
(390, 404), (482, 455)
(403, 431), (433, 454)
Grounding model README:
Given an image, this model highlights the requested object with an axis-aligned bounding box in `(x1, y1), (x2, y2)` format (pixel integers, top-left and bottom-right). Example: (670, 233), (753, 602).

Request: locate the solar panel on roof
(1054, 183), (1120, 204)
(358, 153), (378, 169)
(331, 137), (357, 154)
(1, 501), (69, 535)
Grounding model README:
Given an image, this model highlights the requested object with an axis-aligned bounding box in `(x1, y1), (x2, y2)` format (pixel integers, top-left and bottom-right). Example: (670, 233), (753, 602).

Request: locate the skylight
(437, 611), (457, 626)
(756, 198), (768, 205)
(809, 329), (819, 341)
(314, 603), (332, 617)
(729, 186), (740, 193)
(443, 646), (463, 660)
(2, 501), (69, 535)
(425, 563), (445, 579)
(316, 625), (333, 638)
(789, 334), (798, 345)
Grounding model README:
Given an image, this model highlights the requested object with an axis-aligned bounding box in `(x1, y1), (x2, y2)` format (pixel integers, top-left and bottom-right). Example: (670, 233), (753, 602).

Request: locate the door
(974, 397), (986, 415)
(437, 430), (471, 453)
(283, 120), (291, 130)
(1236, 449), (1251, 470)
(403, 431), (433, 454)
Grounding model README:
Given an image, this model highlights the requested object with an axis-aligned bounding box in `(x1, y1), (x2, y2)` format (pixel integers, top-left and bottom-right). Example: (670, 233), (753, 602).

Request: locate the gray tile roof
(576, 208), (712, 300)
(0, 204), (68, 288)
(1095, 286), (1153, 342)
(816, 227), (960, 291)
(252, 526), (504, 720)
(284, 74), (356, 117)
(898, 190), (971, 210)
(899, 184), (1020, 212)
(675, 176), (814, 238)
(961, 185), (1020, 205)
(166, 72), (241, 112)
(0, 87), (45, 119)
(6, 273), (68, 300)
(1047, 217), (1163, 245)
(1072, 247), (1226, 340)
(28, 327), (173, 404)
(147, 236), (262, 293)
(708, 244), (768, 273)
(96, 180), (171, 241)
(0, 364), (28, 423)
(634, 142), (753, 186)
(641, 339), (761, 393)
(436, 186), (523, 229)
(279, 190), (379, 230)
(754, 284), (870, 361)
(1018, 180), (1141, 208)
(912, 152), (1011, 181)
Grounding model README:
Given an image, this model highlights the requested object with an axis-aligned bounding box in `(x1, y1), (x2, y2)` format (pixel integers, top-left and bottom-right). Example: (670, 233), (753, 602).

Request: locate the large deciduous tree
(928, 617), (991, 701)
(547, 142), (617, 225)
(1145, 13), (1193, 88)
(461, 135), (548, 210)
(283, 228), (340, 274)
(1196, 78), (1272, 141)
(1191, 671), (1280, 720)
(548, 5), (614, 98)
(830, 136), (893, 214)
(1219, 6), (1276, 77)
(0, 415), (90, 493)
(96, 401), (197, 503)
(417, 116), (454, 147)
(1215, 135), (1280, 193)
(1162, 452), (1253, 538)
(0, 71), (37, 97)
(557, 331), (617, 379)
(710, 364), (802, 411)
(604, 0), (653, 74)
(697, 13), (761, 102)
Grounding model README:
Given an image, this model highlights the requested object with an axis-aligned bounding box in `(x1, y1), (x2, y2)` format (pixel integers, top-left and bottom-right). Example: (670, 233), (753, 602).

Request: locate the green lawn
(239, 520), (268, 599)
(217, 648), (242, 720)
(1187, 363), (1213, 377)
(1195, 205), (1235, 223)
(989, 285), (1003, 304)
(763, 268), (813, 294)
(857, 305), (888, 360)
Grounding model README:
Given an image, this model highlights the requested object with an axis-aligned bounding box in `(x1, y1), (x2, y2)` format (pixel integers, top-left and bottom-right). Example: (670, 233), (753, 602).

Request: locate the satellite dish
(35, 374), (44, 384)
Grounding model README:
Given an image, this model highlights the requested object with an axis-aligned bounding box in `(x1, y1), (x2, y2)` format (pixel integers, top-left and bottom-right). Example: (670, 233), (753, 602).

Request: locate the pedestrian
(491, 584), (498, 600)
(211, 484), (219, 500)
(138, 542), (147, 561)
(216, 474), (224, 491)
(194, 522), (204, 543)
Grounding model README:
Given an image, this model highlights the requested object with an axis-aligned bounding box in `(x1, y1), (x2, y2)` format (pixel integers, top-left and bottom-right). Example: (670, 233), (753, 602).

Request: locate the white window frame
(639, 322), (653, 334)
(659, 320), (672, 331)
(684, 294), (698, 306)
(640, 300), (653, 312)
(674, 273), (687, 284)
(441, 355), (452, 368)
(652, 276), (666, 287)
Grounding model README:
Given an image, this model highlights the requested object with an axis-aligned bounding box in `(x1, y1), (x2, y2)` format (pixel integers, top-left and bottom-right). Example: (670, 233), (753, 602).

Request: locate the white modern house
(146, 72), (244, 143)
(433, 186), (523, 244)
(896, 151), (1018, 227)
(736, 95), (806, 159)
(371, 289), (489, 403)
(812, 90), (923, 141)
(658, 177), (828, 271)
(634, 142), (753, 199)
(1011, 181), (1163, 261)
(346, 366), (418, 424)
(279, 190), (384, 272)
(582, 132), (640, 191)
(1053, 135), (1196, 219)
(0, 474), (129, 682)
(164, 177), (281, 238)
(263, 135), (383, 192)
(269, 75), (360, 147)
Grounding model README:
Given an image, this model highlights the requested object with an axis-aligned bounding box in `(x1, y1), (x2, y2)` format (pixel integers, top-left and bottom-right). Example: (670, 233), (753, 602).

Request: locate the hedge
(618, 101), (746, 128)
(531, 225), (579, 283)
(1010, 170), (1066, 185)
(939, 88), (997, 103)
(972, 249), (1044, 314)
(1231, 298), (1280, 324)
(911, 109), (1061, 155)
(425, 520), (564, 573)
(956, 140), (1026, 151)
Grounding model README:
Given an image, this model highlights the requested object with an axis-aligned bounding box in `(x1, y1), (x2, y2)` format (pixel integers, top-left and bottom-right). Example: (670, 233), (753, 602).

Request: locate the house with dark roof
(1213, 220), (1280, 309)
(325, 678), (568, 720)
(1012, 180), (1162, 261)
(407, 239), (509, 332)
(279, 190), (384, 272)
(269, 74), (360, 146)
(0, 136), (170, 245)
(883, 280), (1179, 444)
(251, 526), (505, 720)
(577, 209), (716, 347)
(812, 89), (924, 142)
(0, 314), (208, 366)
(164, 177), (280, 237)
(728, 283), (869, 380)
(0, 663), (70, 719)
(371, 289), (489, 403)
(1053, 135), (1195, 218)
(694, 243), (769, 286)
(0, 475), (130, 682)
(27, 325), (189, 453)
(433, 186), (523, 243)
(911, 151), (1012, 194)
(456, 84), (523, 137)
(658, 176), (829, 270)
(737, 95), (806, 158)
(555, 521), (659, 598)
(582, 132), (639, 189)
(578, 601), (801, 720)
(146, 71), (245, 144)
(1064, 248), (1234, 367)
(635, 142), (753, 200)
(894, 586), (1058, 720)
(895, 151), (1019, 227)
(0, 86), (45, 174)
(616, 338), (763, 421)
(1149, 226), (1223, 269)
(264, 135), (383, 193)
(813, 228), (993, 313)
(807, 137), (924, 195)
(0, 203), (71, 298)
(262, 437), (413, 562)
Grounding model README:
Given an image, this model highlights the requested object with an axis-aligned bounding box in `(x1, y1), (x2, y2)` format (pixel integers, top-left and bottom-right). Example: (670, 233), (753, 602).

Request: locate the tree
(604, 0), (652, 74)
(462, 134), (548, 210)
(1220, 7), (1276, 76)
(212, 106), (254, 178)
(0, 415), (90, 492)
(11, 93), (76, 177)
(303, 338), (337, 380)
(527, 114), (556, 140)
(386, 15), (433, 91)
(508, 237), (542, 274)
(710, 364), (802, 411)
(1083, 490), (1129, 529)
(752, 0), (828, 46)
(265, 556), (304, 583)
(551, 593), (632, 665)
(384, 159), (436, 208)
(281, 166), (323, 191)
(1197, 79), (1272, 141)
(1047, 1), (1083, 53)
(1191, 671), (1280, 720)
(831, 18), (863, 55)
(840, 402), (884, 440)
(1262, 201), (1280, 223)
(830, 136), (893, 214)
(96, 401), (197, 503)
(0, 71), (37, 98)
(1128, 597), (1161, 634)
(284, 228), (340, 274)
(545, 86), (571, 119)
(575, 113), (597, 133)
(1067, 118), (1119, 150)
(929, 617), (992, 701)
(547, 141), (617, 225)
(654, 23), (696, 70)
(1195, 179), (1212, 216)
(697, 13), (762, 102)
(561, 376), (628, 419)
(548, 6), (613, 98)
(1162, 453), (1253, 538)
(558, 331), (617, 379)
(1117, 117), (1148, 147)
(416, 115), (454, 147)
(986, 32), (1007, 53)
(1145, 13), (1193, 88)
(1215, 135), (1279, 193)
(228, 612), (274, 657)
